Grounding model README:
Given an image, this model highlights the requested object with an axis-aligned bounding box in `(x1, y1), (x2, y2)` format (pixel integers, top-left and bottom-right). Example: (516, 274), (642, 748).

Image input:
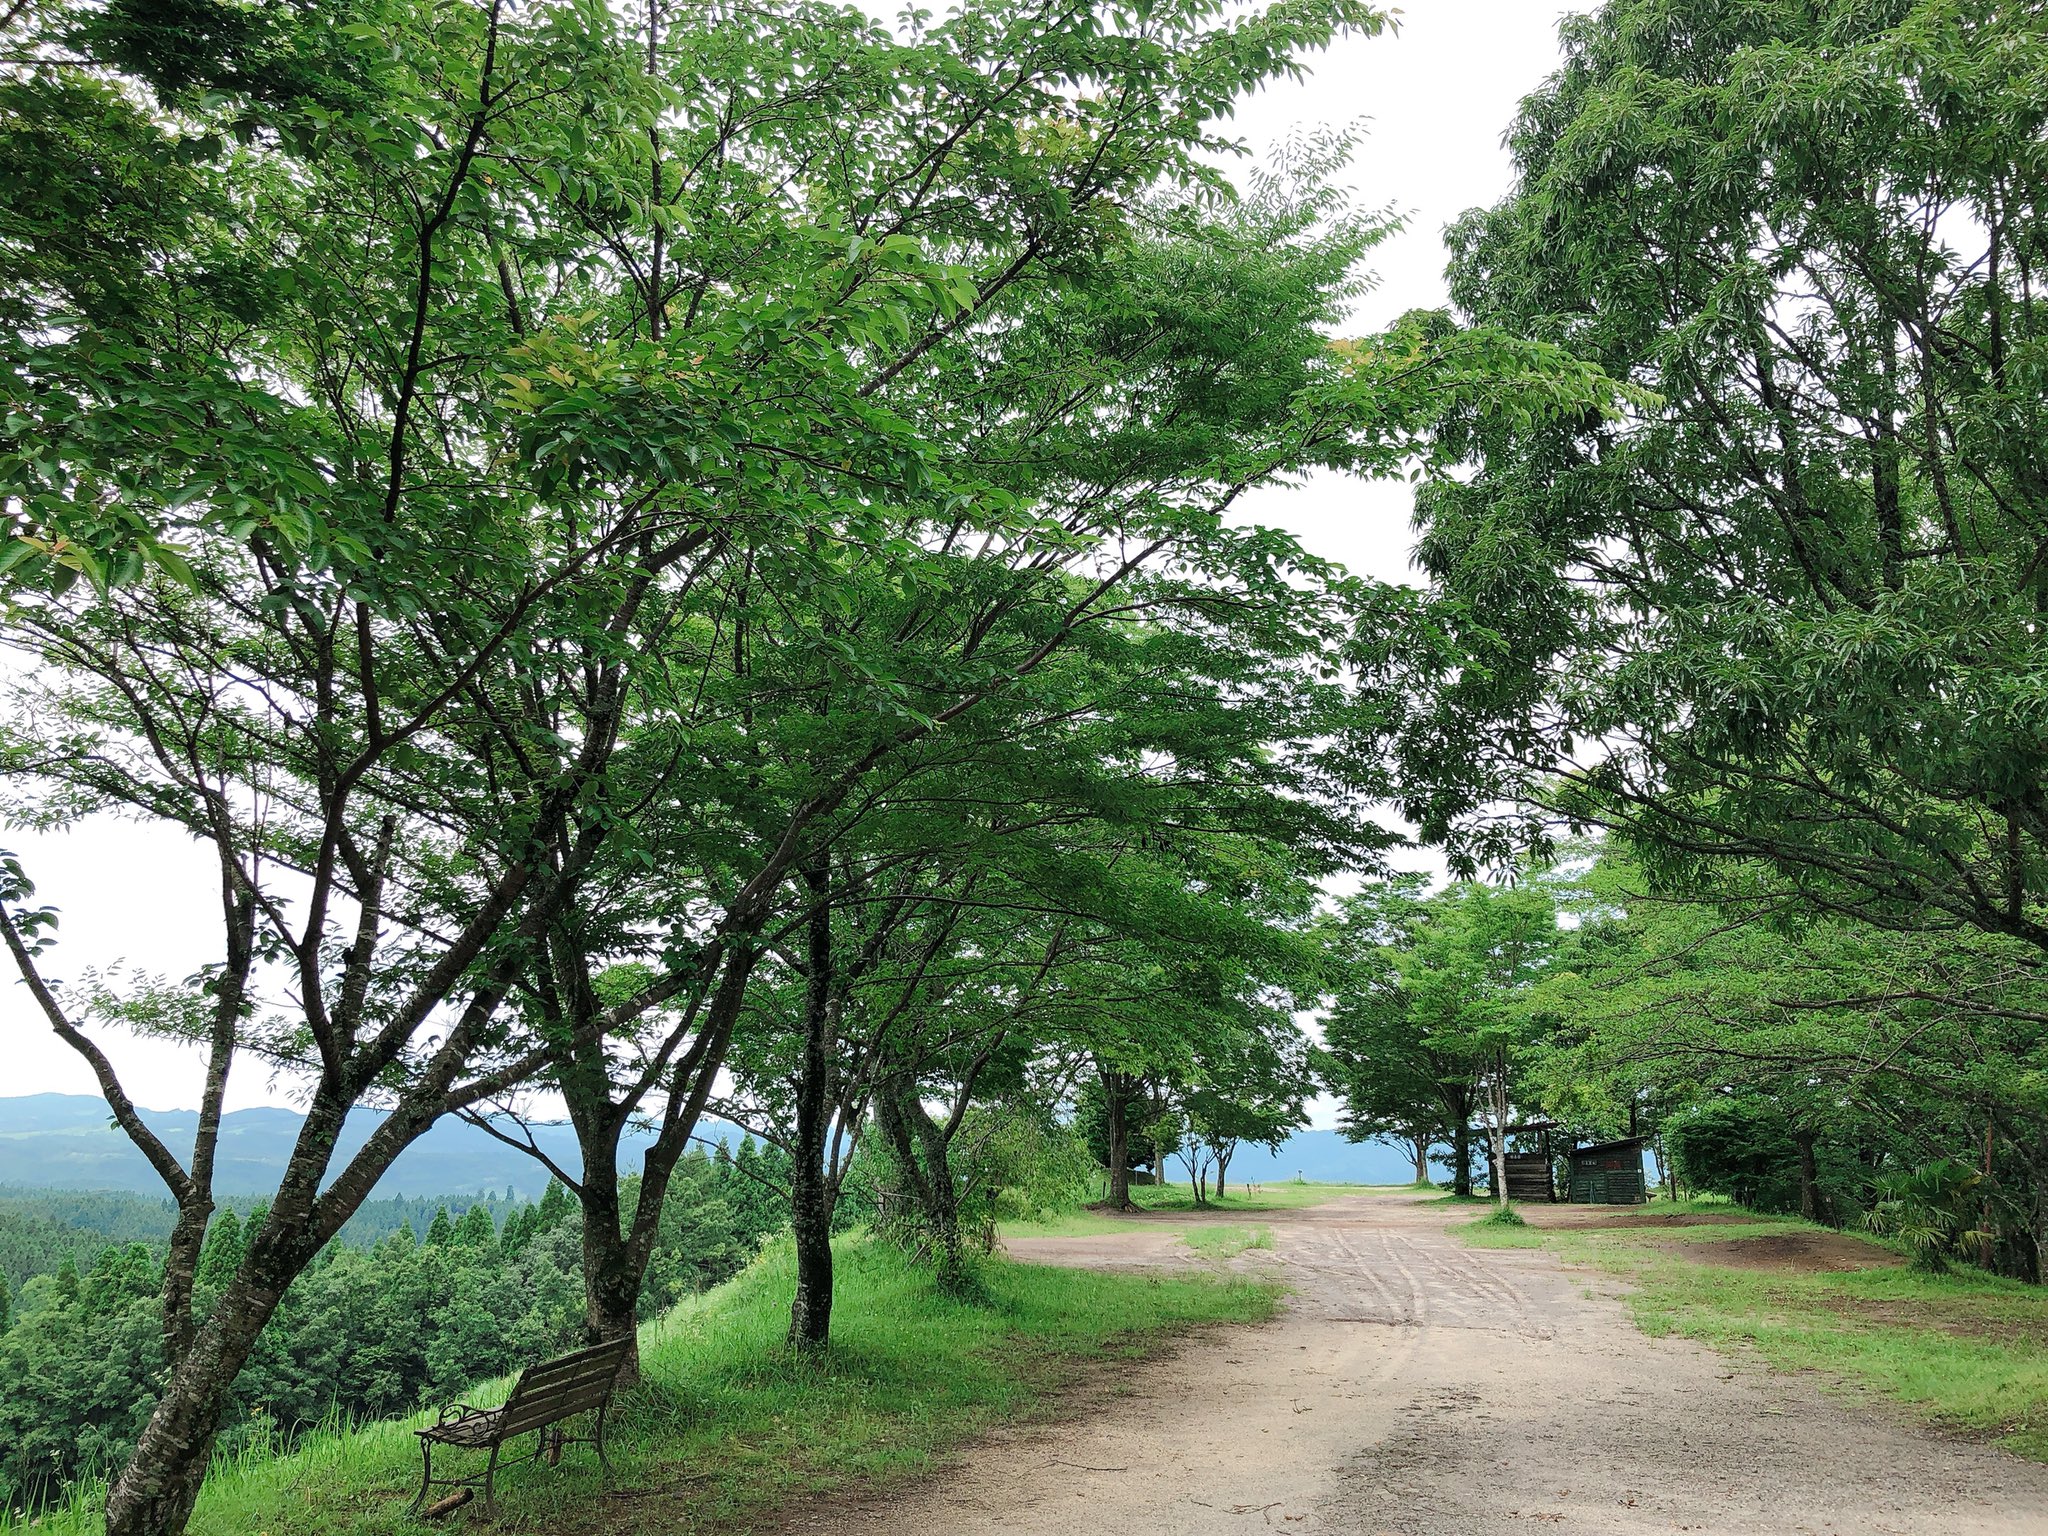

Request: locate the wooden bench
(411, 1336), (632, 1518)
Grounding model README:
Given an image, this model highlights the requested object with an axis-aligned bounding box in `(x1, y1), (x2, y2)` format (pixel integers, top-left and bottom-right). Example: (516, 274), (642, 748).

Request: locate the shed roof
(1566, 1136), (1650, 1160)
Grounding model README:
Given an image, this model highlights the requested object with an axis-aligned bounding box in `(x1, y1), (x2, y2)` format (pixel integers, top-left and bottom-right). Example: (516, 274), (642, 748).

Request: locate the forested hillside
(0, 1190), (178, 1292)
(0, 1178), (719, 1293)
(0, 1144), (793, 1511)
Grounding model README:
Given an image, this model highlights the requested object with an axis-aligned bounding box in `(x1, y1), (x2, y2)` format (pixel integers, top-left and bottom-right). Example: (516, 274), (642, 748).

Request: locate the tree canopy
(1375, 0), (2048, 955)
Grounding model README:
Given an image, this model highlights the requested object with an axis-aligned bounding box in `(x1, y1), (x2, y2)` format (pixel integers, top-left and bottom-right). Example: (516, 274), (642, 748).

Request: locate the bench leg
(482, 1442), (502, 1521)
(411, 1440), (434, 1515)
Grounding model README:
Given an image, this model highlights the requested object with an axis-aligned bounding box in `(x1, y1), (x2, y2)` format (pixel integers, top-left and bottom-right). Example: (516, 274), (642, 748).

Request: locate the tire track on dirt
(1371, 1225), (1432, 1325)
(1304, 1224), (1406, 1323)
(1395, 1231), (1556, 1340)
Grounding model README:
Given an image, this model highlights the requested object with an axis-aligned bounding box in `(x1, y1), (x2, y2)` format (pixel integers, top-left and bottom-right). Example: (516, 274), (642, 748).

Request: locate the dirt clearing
(786, 1193), (2048, 1535)
(1664, 1231), (1905, 1275)
(1520, 1207), (1757, 1231)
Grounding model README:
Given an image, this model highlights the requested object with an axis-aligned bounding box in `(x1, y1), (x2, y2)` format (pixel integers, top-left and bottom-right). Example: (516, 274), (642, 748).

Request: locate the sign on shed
(1566, 1137), (1649, 1205)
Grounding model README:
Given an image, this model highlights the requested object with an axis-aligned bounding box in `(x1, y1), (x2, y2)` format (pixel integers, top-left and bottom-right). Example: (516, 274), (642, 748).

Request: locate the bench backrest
(498, 1337), (632, 1440)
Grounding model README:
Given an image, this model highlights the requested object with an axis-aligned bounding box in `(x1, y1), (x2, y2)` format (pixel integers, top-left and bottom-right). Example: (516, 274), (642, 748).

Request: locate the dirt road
(812, 1193), (2048, 1535)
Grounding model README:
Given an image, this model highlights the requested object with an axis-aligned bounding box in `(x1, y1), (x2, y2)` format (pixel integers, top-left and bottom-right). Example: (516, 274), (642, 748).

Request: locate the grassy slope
(1461, 1204), (2048, 1460)
(129, 1238), (1278, 1536)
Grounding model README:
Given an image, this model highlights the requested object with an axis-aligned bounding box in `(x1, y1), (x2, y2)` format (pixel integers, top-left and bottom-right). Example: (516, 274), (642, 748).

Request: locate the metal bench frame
(411, 1336), (632, 1518)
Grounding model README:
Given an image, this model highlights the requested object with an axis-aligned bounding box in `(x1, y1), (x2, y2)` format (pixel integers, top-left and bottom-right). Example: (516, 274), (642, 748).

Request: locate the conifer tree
(454, 1204), (495, 1250)
(535, 1183), (573, 1235)
(193, 1212), (243, 1292)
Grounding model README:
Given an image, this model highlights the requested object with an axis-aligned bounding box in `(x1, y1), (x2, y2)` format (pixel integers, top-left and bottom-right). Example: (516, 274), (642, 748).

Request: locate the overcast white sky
(1, 1), (1590, 1116)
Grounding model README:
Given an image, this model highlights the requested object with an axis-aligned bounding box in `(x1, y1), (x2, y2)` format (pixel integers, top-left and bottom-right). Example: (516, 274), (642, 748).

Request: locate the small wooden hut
(1566, 1136), (1650, 1205)
(1500, 1121), (1558, 1202)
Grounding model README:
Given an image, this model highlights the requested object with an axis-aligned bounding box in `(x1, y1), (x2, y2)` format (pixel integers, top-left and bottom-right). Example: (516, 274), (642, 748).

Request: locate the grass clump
(1471, 1203), (1527, 1229)
(8, 1239), (1277, 1536)
(1181, 1225), (1274, 1260)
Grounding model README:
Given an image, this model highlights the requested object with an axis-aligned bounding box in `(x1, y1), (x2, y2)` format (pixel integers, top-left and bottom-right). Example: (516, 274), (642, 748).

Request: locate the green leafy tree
(1534, 848), (2048, 1266)
(534, 1182), (573, 1235)
(1321, 880), (1482, 1194)
(0, 1), (715, 1524)
(1322, 880), (1559, 1204)
(497, 1204), (537, 1257)
(1420, 886), (1560, 1207)
(1077, 1074), (1160, 1198)
(192, 1211), (243, 1293)
(1382, 1), (2048, 965)
(1187, 1030), (1314, 1203)
(410, 0), (1419, 1362)
(0, 1246), (163, 1512)
(1665, 1099), (1808, 1213)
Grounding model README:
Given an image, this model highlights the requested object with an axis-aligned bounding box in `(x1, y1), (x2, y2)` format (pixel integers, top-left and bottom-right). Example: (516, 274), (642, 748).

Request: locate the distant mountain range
(0, 1093), (755, 1200)
(0, 1092), (1418, 1199)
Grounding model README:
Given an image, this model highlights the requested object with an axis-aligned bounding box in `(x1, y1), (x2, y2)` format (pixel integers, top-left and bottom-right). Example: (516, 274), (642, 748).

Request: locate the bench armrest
(434, 1402), (496, 1428)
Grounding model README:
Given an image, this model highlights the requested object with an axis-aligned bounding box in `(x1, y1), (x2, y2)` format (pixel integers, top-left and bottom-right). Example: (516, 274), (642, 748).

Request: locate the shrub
(1863, 1159), (1988, 1273)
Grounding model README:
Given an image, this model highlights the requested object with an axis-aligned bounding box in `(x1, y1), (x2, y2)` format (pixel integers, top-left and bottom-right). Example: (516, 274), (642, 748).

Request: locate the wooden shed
(1566, 1137), (1649, 1205)
(1500, 1121), (1558, 1203)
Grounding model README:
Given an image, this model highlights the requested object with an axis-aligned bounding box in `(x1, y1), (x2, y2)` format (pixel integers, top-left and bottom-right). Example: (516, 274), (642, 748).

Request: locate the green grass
(1458, 1206), (2048, 1459)
(11, 1239), (1278, 1536)
(1180, 1225), (1274, 1260)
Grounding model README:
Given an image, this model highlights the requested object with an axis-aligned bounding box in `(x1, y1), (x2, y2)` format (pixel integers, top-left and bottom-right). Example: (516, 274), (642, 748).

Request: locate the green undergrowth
(1460, 1206), (2048, 1460)
(11, 1238), (1278, 1536)
(1181, 1225), (1274, 1259)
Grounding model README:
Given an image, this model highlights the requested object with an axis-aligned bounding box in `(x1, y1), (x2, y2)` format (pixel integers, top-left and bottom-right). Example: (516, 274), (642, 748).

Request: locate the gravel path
(801, 1192), (2048, 1535)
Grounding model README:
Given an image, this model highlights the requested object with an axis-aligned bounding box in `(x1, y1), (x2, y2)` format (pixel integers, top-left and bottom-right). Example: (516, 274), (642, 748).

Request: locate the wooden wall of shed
(1566, 1146), (1648, 1205)
(1503, 1151), (1556, 1203)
